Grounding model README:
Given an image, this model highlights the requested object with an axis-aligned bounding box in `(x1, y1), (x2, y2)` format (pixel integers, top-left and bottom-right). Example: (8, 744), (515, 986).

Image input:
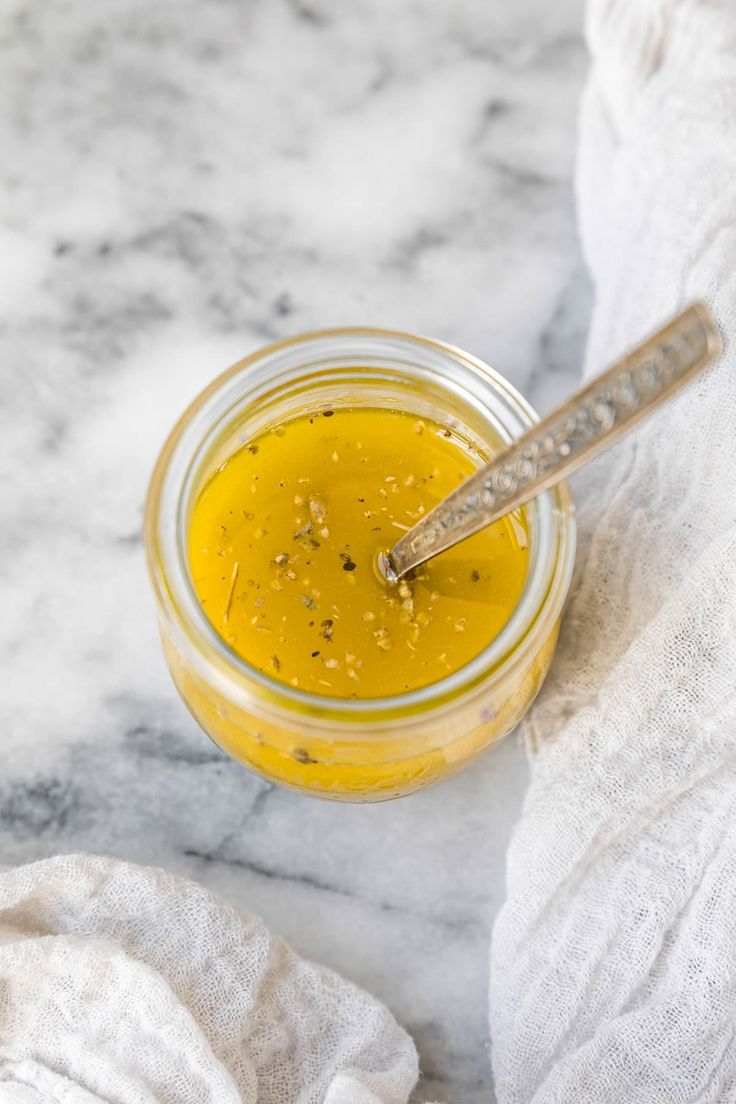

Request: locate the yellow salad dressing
(188, 407), (529, 698)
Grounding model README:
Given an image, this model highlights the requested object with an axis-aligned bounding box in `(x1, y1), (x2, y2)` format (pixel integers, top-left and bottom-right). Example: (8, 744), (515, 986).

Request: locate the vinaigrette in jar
(145, 328), (575, 801)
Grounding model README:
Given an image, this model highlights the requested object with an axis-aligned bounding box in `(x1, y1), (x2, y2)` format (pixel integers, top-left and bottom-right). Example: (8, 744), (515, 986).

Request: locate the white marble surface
(0, 2), (590, 1100)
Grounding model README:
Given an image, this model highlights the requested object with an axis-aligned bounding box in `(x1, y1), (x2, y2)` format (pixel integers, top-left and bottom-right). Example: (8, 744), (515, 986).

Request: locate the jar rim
(144, 326), (576, 725)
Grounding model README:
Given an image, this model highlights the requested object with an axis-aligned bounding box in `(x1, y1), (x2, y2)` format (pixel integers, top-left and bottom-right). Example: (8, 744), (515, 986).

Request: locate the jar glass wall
(144, 329), (576, 801)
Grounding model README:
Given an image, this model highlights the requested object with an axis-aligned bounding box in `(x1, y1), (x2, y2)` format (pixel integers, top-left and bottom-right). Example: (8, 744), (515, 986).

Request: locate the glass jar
(144, 328), (575, 801)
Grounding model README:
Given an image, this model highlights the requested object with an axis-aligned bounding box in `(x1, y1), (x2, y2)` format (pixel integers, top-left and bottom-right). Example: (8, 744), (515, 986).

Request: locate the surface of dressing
(189, 407), (529, 698)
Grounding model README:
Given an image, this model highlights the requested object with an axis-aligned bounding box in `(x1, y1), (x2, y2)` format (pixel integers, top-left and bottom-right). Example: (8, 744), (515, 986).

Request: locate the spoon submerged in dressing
(381, 302), (721, 583)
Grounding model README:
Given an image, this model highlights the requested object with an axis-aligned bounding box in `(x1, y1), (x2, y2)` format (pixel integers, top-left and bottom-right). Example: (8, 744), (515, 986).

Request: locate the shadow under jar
(144, 329), (576, 801)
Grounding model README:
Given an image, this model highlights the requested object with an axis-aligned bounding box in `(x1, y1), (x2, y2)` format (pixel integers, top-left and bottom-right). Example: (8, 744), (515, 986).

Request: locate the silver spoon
(382, 302), (721, 582)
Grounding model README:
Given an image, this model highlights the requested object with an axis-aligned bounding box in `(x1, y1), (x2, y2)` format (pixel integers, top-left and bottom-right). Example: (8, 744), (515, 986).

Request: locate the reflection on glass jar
(144, 329), (575, 801)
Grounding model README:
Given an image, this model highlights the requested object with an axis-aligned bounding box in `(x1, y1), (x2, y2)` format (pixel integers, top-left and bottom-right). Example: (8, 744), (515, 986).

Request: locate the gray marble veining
(0, 1), (589, 1101)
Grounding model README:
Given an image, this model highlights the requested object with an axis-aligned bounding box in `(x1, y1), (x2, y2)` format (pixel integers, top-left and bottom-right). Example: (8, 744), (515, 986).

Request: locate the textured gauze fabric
(490, 0), (736, 1101)
(0, 854), (418, 1103)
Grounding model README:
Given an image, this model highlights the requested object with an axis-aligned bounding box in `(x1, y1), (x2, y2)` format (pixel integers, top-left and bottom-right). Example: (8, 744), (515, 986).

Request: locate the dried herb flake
(293, 747), (316, 764)
(293, 520), (314, 541)
(321, 619), (334, 641)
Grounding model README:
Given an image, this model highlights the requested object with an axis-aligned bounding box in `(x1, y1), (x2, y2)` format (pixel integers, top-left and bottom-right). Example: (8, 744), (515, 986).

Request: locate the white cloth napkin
(491, 0), (736, 1100)
(0, 854), (417, 1103)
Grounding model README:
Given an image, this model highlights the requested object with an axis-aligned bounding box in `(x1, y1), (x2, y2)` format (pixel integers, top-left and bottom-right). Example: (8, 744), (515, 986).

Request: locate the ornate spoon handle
(385, 302), (721, 581)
